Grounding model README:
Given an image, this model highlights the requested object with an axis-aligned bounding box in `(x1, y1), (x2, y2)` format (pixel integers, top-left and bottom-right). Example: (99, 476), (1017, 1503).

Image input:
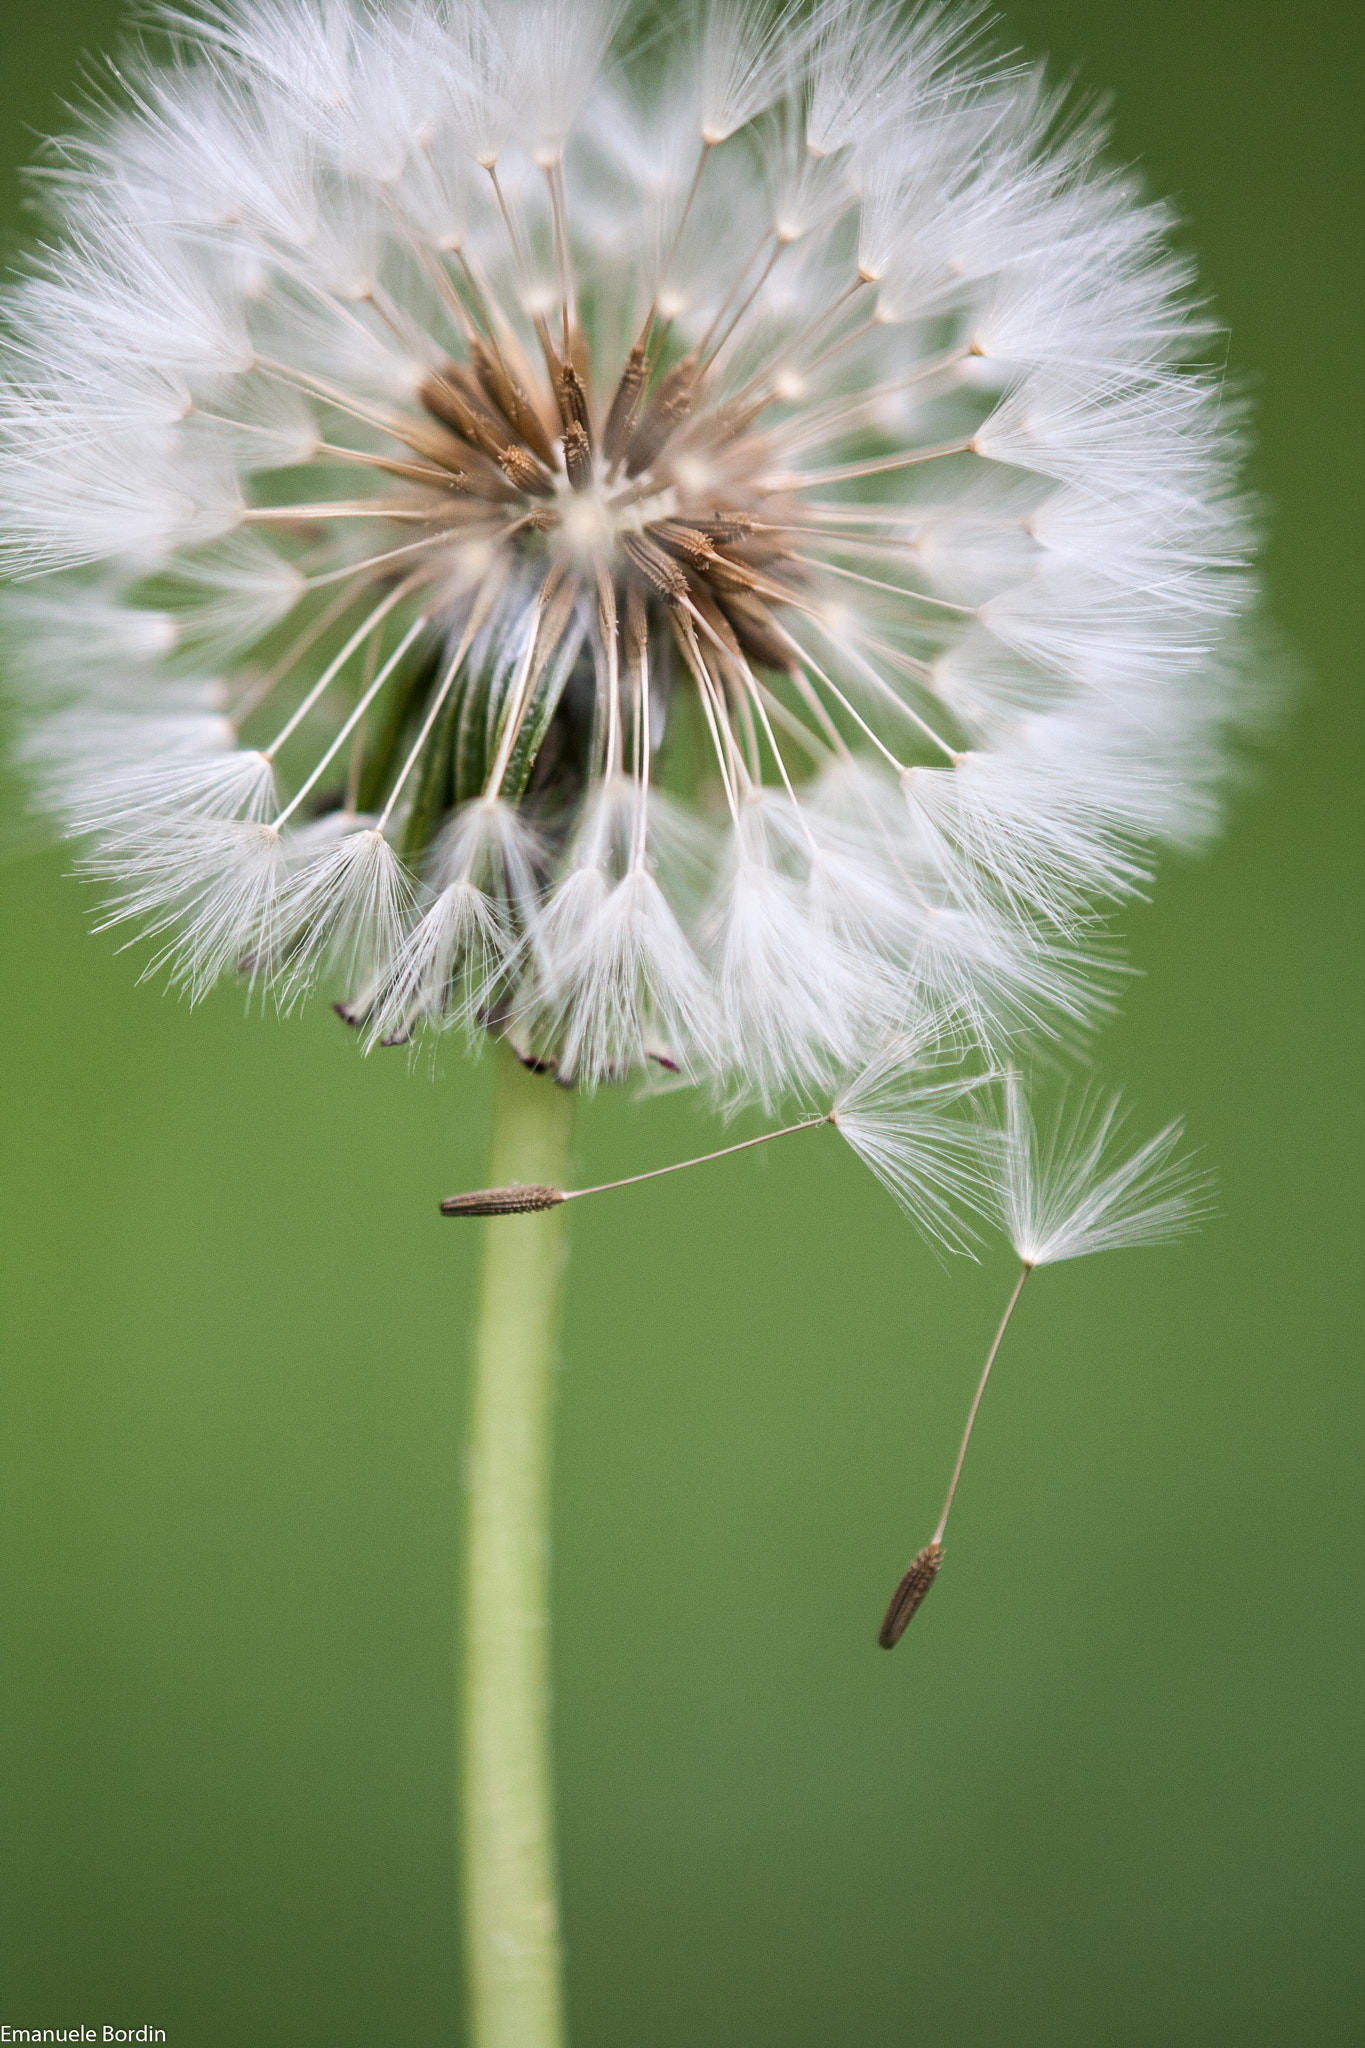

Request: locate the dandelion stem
(462, 1049), (574, 2048)
(933, 1262), (1033, 1546)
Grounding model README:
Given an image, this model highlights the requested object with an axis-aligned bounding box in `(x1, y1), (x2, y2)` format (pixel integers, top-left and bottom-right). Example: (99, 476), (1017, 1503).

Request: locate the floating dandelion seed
(441, 1032), (996, 1251)
(1, 0), (1253, 1102)
(878, 1073), (1212, 1645)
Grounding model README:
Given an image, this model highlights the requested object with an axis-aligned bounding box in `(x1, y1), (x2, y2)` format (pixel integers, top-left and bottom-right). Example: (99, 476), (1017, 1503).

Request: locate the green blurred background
(1, 3), (1360, 2041)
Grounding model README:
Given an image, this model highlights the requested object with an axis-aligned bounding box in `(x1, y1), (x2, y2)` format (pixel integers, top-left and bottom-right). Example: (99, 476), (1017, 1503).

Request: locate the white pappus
(0, 0), (1256, 1103)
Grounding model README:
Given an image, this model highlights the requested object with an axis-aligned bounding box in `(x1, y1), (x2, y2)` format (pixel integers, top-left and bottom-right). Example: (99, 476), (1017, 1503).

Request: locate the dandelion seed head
(1, 0), (1256, 1098)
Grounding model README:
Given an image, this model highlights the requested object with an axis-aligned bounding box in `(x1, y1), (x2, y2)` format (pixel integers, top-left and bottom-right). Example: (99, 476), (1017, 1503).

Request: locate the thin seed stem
(244, 503), (443, 524)
(768, 620), (907, 772)
(402, 227), (482, 347)
(750, 675), (837, 766)
(546, 161), (578, 350)
(670, 614), (741, 822)
(344, 627), (382, 814)
(637, 139), (712, 341)
(562, 1117), (828, 1203)
(626, 585), (651, 868)
(273, 611), (430, 824)
(680, 599), (817, 848)
(230, 580), (369, 727)
(304, 530), (468, 590)
(767, 439), (975, 490)
(596, 566), (622, 781)
(808, 619), (959, 763)
(933, 1263), (1033, 1547)
(726, 273), (870, 408)
(375, 572), (504, 829)
(703, 238), (786, 369)
(485, 161), (529, 275)
(781, 311), (878, 386)
(787, 553), (978, 615)
(761, 342), (968, 439)
(695, 225), (775, 361)
(263, 578), (417, 758)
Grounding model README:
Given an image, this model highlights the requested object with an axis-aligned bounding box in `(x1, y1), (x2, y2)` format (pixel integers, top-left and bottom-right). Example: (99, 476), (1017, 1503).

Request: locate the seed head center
(552, 469), (676, 569)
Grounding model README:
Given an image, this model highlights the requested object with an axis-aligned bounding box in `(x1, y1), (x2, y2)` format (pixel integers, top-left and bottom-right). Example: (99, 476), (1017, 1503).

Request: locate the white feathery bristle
(900, 755), (1150, 930)
(999, 1071), (1212, 1266)
(431, 799), (545, 922)
(3, 588), (180, 677)
(0, 423), (244, 574)
(908, 905), (1119, 1062)
(831, 1036), (996, 1254)
(519, 0), (629, 165)
(70, 747), (278, 834)
(551, 866), (718, 1085)
(156, 535), (307, 658)
(18, 700), (237, 818)
(368, 878), (515, 1046)
(273, 825), (418, 1010)
(695, 0), (811, 145)
(805, 0), (978, 160)
(710, 805), (864, 1103)
(87, 815), (286, 1000)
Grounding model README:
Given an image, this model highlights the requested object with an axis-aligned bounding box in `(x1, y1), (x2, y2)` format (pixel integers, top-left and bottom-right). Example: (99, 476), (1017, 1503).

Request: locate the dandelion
(1, 0), (1253, 1099)
(0, 3), (1255, 2039)
(878, 1074), (1212, 1644)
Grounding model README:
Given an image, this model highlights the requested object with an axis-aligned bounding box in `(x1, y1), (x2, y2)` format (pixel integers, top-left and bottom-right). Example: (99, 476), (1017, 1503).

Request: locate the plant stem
(462, 1048), (574, 2048)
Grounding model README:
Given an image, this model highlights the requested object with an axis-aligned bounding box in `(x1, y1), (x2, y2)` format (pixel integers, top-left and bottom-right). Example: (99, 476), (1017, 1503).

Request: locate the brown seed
(562, 421), (593, 490)
(433, 360), (503, 426)
(619, 531), (689, 600)
(418, 371), (498, 452)
(420, 371), (555, 498)
(624, 354), (699, 474)
(500, 444), (558, 498)
(878, 1542), (944, 1648)
(556, 361), (592, 437)
(722, 590), (796, 670)
(649, 521), (718, 571)
(686, 513), (761, 544)
(696, 551), (758, 595)
(468, 340), (557, 466)
(439, 1184), (566, 1218)
(601, 343), (647, 464)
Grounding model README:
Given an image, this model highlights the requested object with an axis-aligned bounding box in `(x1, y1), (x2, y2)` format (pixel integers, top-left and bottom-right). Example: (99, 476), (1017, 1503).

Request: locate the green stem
(462, 1048), (574, 2048)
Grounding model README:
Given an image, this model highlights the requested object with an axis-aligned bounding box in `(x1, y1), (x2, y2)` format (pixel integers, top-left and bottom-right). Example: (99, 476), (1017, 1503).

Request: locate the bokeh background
(1, 3), (1360, 2042)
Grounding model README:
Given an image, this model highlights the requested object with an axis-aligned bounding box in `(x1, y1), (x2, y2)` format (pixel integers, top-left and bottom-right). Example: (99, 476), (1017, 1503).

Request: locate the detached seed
(878, 1542), (944, 1647)
(440, 1184), (566, 1218)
